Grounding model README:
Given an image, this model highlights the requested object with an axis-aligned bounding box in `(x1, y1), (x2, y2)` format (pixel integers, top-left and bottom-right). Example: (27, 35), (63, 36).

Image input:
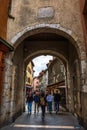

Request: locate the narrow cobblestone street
(0, 106), (85, 130)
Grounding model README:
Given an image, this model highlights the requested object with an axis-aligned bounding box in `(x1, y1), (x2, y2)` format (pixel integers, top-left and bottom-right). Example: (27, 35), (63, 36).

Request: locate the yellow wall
(26, 62), (34, 86)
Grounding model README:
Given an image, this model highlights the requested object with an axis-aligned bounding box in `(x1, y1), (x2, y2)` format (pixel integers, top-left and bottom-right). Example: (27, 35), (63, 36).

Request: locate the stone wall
(81, 92), (87, 129)
(5, 0), (87, 129)
(0, 53), (13, 127)
(7, 0), (84, 45)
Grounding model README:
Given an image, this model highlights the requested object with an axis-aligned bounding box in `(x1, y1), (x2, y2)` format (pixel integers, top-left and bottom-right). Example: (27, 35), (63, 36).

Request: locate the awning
(47, 80), (65, 87)
(57, 85), (66, 88)
(26, 86), (33, 89)
(0, 37), (14, 51)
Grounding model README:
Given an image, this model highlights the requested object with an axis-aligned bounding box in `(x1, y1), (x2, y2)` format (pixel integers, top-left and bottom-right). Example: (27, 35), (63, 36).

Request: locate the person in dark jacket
(54, 90), (61, 113)
(33, 91), (40, 113)
(26, 92), (33, 114)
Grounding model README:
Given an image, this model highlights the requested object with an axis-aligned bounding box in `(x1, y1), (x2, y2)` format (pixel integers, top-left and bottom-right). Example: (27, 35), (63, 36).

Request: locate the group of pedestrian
(26, 90), (61, 119)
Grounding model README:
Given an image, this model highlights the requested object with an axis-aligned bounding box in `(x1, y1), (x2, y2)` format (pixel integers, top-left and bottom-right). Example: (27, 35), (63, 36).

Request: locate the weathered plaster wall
(7, 0), (84, 46)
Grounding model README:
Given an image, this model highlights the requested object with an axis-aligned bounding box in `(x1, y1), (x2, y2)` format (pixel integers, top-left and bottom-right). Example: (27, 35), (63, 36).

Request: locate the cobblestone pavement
(0, 106), (85, 130)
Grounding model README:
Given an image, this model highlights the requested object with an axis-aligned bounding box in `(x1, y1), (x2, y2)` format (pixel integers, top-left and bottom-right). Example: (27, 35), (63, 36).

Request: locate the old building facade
(47, 58), (65, 94)
(47, 58), (65, 85)
(25, 61), (34, 94)
(38, 69), (48, 91)
(0, 1), (14, 127)
(33, 77), (39, 91)
(0, 0), (87, 129)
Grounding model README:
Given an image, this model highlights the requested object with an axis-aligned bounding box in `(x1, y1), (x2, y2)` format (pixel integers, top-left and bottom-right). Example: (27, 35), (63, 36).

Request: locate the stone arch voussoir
(11, 24), (83, 59)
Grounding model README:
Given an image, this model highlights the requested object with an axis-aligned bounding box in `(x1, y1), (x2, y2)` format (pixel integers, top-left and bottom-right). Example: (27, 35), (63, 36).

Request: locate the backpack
(40, 97), (45, 105)
(34, 95), (40, 103)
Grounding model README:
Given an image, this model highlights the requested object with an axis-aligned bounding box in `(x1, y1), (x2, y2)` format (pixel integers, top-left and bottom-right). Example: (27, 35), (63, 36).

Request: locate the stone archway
(2, 24), (87, 125)
(11, 24), (81, 52)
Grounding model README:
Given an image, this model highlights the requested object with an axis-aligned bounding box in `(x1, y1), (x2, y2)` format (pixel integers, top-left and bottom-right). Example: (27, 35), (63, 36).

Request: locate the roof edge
(0, 37), (14, 51)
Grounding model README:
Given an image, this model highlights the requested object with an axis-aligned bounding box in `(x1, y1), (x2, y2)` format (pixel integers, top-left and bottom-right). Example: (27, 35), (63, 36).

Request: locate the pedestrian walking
(46, 91), (54, 114)
(26, 92), (33, 114)
(54, 90), (61, 113)
(40, 92), (46, 119)
(33, 91), (40, 113)
(45, 90), (49, 111)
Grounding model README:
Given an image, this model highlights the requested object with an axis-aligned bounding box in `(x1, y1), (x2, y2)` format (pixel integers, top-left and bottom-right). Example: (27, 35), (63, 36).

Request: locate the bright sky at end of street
(32, 55), (53, 77)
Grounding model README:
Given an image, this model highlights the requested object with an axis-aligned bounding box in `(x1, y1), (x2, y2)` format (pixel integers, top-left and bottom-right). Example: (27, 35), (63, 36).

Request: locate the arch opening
(11, 29), (82, 121)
